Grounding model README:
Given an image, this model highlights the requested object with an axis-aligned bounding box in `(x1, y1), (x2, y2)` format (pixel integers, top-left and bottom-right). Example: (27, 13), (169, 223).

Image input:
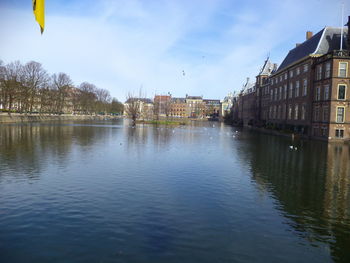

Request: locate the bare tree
(0, 61), (23, 113)
(125, 91), (144, 125)
(0, 59), (122, 116)
(78, 82), (97, 114)
(22, 61), (49, 113)
(95, 88), (111, 114)
(52, 73), (73, 114)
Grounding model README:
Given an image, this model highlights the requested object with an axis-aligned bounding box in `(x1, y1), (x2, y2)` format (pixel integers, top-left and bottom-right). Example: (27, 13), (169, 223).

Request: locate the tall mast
(340, 2), (344, 51)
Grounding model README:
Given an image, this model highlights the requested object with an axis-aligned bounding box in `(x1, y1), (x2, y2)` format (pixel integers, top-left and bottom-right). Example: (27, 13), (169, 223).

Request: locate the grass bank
(137, 119), (187, 125)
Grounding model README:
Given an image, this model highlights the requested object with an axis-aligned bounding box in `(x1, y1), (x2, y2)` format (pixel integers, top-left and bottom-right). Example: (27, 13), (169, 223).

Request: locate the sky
(0, 0), (349, 101)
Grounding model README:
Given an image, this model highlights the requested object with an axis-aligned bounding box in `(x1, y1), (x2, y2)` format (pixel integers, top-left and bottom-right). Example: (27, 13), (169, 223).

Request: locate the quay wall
(0, 113), (120, 124)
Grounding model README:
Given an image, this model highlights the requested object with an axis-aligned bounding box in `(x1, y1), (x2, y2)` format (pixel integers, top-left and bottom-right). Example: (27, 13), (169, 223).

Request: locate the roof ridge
(313, 27), (327, 54)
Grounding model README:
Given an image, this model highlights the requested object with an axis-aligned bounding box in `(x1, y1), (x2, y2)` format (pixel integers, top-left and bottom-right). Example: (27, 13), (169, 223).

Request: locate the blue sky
(0, 0), (349, 101)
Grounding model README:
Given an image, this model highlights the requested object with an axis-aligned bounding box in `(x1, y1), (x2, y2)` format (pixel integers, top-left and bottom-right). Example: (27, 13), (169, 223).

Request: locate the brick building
(170, 97), (187, 117)
(231, 18), (350, 141)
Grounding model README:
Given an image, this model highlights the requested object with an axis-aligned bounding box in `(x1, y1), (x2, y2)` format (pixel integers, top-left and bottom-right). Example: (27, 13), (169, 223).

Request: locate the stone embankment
(0, 113), (120, 124)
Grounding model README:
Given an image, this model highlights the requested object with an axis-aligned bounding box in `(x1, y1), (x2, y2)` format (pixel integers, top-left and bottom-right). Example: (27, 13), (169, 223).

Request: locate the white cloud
(0, 0), (348, 101)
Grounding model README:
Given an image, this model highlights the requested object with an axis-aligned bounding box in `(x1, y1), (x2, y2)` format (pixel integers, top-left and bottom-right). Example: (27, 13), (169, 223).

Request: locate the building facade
(231, 19), (350, 141)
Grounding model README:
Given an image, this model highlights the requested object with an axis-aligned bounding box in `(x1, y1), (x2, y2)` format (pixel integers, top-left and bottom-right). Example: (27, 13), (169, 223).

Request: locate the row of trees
(0, 59), (123, 115)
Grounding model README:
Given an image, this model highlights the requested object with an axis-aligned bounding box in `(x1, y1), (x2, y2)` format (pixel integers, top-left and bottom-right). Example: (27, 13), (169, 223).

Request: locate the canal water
(0, 119), (349, 263)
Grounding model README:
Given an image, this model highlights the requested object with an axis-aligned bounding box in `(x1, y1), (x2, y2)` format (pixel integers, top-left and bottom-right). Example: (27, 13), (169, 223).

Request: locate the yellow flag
(32, 0), (45, 34)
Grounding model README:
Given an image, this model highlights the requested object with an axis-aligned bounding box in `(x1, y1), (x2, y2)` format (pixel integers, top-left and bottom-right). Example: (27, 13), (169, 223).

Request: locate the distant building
(124, 98), (154, 120)
(203, 99), (221, 117)
(170, 97), (187, 117)
(221, 92), (234, 117)
(185, 95), (205, 118)
(154, 95), (171, 117)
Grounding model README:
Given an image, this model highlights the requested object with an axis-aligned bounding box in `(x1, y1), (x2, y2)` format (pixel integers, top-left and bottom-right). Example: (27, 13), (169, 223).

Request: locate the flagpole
(340, 2), (344, 51)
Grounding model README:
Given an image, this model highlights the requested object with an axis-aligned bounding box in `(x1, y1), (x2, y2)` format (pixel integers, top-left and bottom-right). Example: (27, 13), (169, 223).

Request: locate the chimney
(306, 31), (313, 40)
(296, 43), (301, 47)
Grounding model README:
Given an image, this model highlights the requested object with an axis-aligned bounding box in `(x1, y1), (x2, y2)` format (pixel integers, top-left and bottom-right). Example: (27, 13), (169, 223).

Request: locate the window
(284, 85), (287, 99)
(279, 75), (282, 82)
(278, 105), (281, 119)
(284, 73), (287, 80)
(294, 104), (299, 120)
(273, 106), (277, 119)
(321, 127), (327, 136)
(338, 84), (346, 100)
(289, 83), (293, 98)
(275, 88), (278, 101)
(314, 106), (319, 121)
(339, 62), (348, 77)
(323, 106), (329, 122)
(269, 106), (272, 118)
(301, 104), (306, 120)
(335, 129), (344, 138)
(316, 65), (322, 80)
(303, 79), (307, 95)
(279, 86), (282, 100)
(295, 81), (300, 97)
(315, 86), (321, 101)
(296, 67), (300, 75)
(303, 64), (309, 72)
(270, 89), (273, 101)
(289, 70), (293, 78)
(283, 104), (286, 118)
(325, 62), (331, 78)
(336, 107), (345, 123)
(288, 105), (292, 119)
(324, 85), (329, 100)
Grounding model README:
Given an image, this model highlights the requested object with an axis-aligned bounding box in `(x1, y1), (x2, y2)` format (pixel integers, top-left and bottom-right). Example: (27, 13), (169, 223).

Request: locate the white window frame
(339, 62), (348, 78)
(336, 106), (345, 123)
(337, 84), (347, 100)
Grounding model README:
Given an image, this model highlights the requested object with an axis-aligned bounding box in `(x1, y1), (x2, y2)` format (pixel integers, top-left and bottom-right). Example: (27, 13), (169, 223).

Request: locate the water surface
(0, 119), (349, 262)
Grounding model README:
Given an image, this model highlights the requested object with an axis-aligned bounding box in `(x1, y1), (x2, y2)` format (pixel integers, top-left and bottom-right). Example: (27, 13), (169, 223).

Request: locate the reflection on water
(0, 120), (349, 262)
(233, 132), (350, 262)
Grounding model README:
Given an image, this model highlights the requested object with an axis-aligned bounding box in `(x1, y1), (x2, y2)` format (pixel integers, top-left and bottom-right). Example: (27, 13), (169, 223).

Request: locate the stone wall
(0, 113), (119, 124)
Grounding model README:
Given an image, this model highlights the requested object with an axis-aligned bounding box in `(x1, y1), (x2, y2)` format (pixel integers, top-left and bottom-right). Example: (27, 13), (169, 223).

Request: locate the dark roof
(277, 27), (348, 72)
(203, 99), (220, 103)
(125, 98), (153, 104)
(171, 97), (186, 103)
(186, 96), (202, 100)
